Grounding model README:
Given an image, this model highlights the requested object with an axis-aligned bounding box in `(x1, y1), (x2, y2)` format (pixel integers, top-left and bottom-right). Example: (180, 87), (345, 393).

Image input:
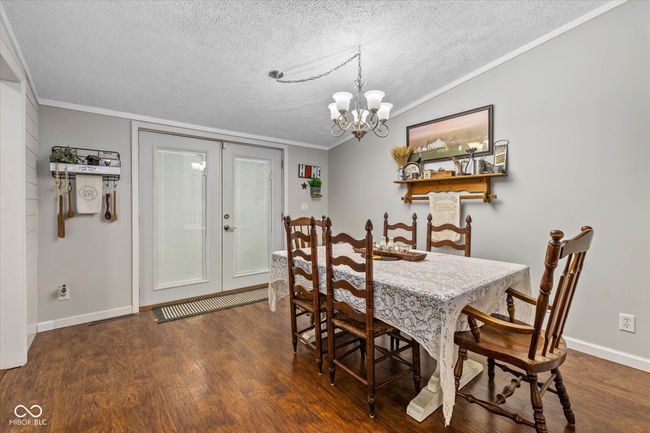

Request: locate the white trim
(131, 122), (140, 313)
(0, 2), (39, 100)
(564, 336), (650, 373)
(131, 121), (289, 313)
(41, 98), (328, 150)
(329, 0), (628, 149)
(36, 306), (133, 332)
(0, 58), (28, 368)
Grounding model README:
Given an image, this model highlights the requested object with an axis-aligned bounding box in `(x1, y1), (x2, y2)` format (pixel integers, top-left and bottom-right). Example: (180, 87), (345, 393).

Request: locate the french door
(139, 132), (220, 306)
(221, 143), (282, 291)
(139, 132), (282, 306)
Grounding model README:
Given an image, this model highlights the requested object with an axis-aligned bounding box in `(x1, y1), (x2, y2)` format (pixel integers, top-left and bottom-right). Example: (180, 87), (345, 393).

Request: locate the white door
(139, 132), (221, 306)
(222, 143), (283, 290)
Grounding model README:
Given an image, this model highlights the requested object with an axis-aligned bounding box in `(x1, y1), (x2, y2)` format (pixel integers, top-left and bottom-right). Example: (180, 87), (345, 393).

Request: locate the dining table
(267, 243), (532, 426)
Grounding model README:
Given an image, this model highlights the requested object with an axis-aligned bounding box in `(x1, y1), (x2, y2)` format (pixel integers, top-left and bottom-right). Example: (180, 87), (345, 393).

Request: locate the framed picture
(406, 105), (493, 163)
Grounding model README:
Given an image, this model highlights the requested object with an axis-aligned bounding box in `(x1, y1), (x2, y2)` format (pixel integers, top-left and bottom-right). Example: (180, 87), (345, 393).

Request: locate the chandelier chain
(274, 49), (360, 84)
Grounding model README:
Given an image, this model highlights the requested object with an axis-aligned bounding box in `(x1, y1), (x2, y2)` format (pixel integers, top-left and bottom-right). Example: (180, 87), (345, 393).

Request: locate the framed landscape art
(406, 105), (493, 162)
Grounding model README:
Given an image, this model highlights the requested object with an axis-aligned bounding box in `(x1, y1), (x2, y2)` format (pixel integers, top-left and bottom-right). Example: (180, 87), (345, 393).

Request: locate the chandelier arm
(275, 51), (360, 84)
(330, 124), (346, 137)
(366, 112), (379, 129)
(372, 123), (390, 138)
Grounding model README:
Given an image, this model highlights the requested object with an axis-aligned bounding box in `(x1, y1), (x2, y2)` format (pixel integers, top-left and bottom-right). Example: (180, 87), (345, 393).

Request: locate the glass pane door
(155, 149), (207, 289)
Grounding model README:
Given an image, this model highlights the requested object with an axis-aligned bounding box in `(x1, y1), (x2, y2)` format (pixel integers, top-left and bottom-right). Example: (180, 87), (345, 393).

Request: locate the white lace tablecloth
(268, 244), (531, 425)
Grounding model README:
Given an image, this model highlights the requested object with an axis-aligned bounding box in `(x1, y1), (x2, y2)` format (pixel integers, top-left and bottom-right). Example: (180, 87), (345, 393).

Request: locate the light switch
(300, 203), (308, 211)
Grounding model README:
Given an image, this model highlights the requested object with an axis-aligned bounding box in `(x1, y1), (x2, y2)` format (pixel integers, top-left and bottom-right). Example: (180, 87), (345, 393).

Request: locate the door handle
(224, 225), (237, 231)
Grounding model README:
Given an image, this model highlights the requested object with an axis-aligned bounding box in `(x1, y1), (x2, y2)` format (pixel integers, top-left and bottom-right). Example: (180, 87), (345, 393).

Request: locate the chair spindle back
(383, 212), (417, 249)
(287, 216), (327, 249)
(426, 214), (472, 257)
(283, 216), (320, 308)
(325, 218), (374, 328)
(529, 226), (594, 359)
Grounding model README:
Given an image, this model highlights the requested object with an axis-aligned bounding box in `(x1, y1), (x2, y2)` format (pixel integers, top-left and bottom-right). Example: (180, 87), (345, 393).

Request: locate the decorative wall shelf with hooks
(49, 146), (121, 181)
(394, 173), (505, 203)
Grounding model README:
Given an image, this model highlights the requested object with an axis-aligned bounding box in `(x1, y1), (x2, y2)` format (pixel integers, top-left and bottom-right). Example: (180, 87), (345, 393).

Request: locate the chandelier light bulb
(377, 102), (393, 121)
(332, 92), (353, 113)
(328, 103), (340, 121)
(364, 90), (385, 112)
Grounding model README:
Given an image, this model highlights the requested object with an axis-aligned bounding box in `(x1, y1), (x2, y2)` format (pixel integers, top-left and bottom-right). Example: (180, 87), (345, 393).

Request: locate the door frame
(130, 121), (288, 312)
(0, 36), (28, 368)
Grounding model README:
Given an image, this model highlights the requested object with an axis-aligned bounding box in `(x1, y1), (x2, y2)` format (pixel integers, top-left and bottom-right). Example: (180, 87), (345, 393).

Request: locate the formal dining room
(0, 1), (648, 432)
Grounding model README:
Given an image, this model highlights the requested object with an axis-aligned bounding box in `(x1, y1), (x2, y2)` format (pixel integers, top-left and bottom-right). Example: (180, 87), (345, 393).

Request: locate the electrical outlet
(300, 203), (308, 211)
(57, 284), (70, 301)
(619, 313), (635, 333)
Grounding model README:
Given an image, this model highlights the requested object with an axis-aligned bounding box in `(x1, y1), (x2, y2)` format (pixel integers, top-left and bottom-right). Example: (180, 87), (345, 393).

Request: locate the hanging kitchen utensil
(65, 168), (74, 218)
(55, 168), (65, 238)
(110, 181), (118, 222)
(104, 181), (112, 220)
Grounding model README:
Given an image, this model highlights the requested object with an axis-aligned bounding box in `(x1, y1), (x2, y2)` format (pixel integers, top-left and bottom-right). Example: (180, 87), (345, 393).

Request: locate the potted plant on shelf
(390, 146), (412, 180)
(308, 178), (322, 198)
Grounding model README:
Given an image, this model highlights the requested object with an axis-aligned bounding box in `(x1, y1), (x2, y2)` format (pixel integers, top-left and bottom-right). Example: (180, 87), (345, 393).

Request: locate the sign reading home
(298, 164), (320, 179)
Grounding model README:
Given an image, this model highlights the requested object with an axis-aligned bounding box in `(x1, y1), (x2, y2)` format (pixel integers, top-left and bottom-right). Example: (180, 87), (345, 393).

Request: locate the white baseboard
(37, 305), (133, 332)
(564, 336), (650, 373)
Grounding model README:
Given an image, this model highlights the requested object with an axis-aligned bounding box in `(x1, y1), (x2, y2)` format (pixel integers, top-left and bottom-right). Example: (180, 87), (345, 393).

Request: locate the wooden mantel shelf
(394, 173), (506, 203)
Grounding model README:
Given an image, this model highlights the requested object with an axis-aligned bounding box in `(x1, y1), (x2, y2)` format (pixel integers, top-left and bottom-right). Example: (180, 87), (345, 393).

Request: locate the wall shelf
(394, 173), (506, 203)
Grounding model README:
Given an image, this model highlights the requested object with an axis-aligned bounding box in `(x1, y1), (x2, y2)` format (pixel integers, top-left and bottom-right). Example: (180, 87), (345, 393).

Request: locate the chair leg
(327, 311), (336, 385)
(553, 368), (575, 427)
(314, 312), (323, 375)
(412, 341), (421, 392)
(367, 337), (376, 418)
(359, 340), (366, 360)
(454, 347), (467, 392)
(487, 357), (495, 381)
(528, 373), (548, 433)
(290, 302), (298, 353)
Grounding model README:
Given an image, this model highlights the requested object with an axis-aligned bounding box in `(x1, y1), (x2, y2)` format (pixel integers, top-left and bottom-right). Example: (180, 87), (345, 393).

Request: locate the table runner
(268, 244), (531, 425)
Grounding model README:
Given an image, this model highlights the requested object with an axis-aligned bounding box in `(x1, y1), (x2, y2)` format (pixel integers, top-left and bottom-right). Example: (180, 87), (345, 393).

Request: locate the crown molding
(39, 99), (329, 150)
(328, 0), (628, 150)
(0, 2), (39, 100)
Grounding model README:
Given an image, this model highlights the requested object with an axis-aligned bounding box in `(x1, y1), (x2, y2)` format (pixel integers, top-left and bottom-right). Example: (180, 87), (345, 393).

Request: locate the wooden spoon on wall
(110, 184), (118, 222)
(67, 181), (74, 218)
(104, 192), (111, 220)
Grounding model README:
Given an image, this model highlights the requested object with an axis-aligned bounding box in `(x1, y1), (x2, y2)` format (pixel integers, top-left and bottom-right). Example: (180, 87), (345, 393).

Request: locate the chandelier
(269, 48), (392, 141)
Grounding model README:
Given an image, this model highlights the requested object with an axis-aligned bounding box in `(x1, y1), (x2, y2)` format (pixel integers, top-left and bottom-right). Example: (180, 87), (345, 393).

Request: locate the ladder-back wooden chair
(383, 212), (418, 249)
(426, 214), (472, 257)
(283, 216), (326, 373)
(325, 218), (421, 417)
(453, 226), (594, 433)
(287, 216), (327, 249)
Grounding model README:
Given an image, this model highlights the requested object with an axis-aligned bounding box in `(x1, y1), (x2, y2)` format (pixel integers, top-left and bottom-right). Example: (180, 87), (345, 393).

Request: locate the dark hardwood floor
(1, 299), (649, 433)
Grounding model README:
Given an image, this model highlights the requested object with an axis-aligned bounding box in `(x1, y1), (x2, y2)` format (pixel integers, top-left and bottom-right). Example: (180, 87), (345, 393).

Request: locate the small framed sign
(298, 164), (321, 179)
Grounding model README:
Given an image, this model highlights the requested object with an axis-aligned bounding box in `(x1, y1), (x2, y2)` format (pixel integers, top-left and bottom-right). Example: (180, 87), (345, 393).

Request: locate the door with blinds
(139, 132), (220, 307)
(221, 143), (282, 291)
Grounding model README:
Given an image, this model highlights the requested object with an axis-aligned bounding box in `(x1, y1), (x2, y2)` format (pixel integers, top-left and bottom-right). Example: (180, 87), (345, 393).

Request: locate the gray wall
(38, 106), (328, 319)
(329, 2), (650, 359)
(287, 146), (328, 219)
(38, 107), (132, 321)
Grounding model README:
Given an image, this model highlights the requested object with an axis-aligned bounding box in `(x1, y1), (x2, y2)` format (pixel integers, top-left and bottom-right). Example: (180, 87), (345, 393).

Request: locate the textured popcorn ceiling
(3, 0), (605, 147)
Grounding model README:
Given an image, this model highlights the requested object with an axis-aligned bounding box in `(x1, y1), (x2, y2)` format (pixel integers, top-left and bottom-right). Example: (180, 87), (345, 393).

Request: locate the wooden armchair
(287, 215), (327, 249)
(383, 212), (417, 249)
(325, 218), (421, 417)
(426, 214), (472, 257)
(453, 226), (594, 433)
(283, 216), (326, 373)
